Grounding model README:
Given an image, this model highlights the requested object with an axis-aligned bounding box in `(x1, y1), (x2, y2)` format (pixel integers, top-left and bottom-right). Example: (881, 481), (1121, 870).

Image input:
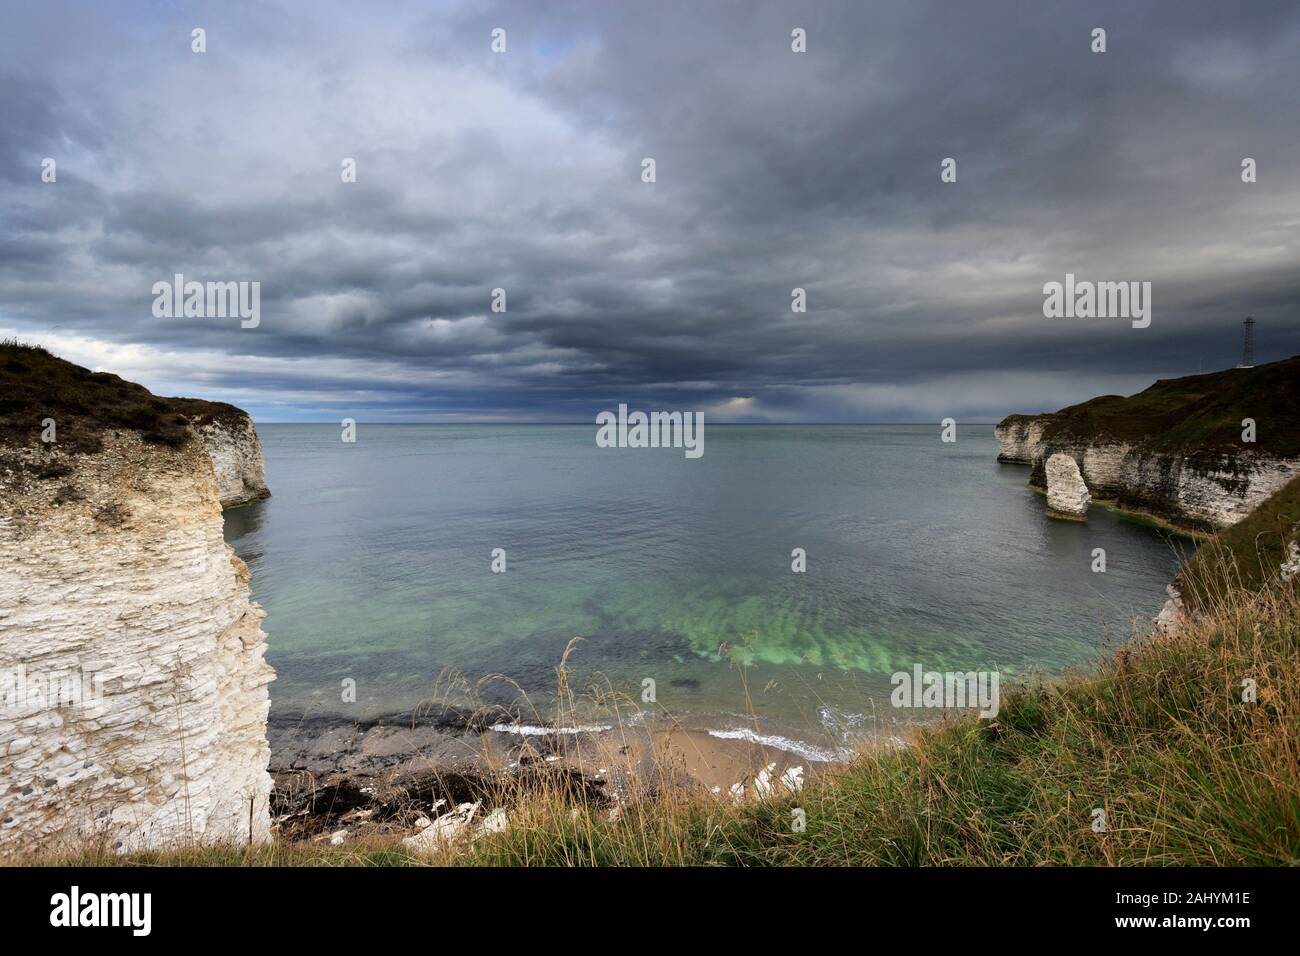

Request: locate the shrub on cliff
(0, 341), (190, 454)
(0, 341), (249, 462)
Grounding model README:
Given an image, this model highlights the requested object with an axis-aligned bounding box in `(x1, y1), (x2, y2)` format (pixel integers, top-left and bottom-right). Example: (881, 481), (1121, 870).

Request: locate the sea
(225, 424), (1192, 759)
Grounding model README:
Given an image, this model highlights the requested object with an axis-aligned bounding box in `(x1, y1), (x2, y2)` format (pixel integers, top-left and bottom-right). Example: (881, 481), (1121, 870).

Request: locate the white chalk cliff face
(994, 416), (1052, 465)
(996, 420), (1298, 532)
(1045, 453), (1090, 519)
(192, 413), (271, 509)
(0, 428), (274, 857)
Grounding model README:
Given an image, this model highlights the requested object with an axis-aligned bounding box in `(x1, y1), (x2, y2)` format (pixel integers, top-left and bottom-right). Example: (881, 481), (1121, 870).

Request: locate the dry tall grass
(455, 563), (1298, 866)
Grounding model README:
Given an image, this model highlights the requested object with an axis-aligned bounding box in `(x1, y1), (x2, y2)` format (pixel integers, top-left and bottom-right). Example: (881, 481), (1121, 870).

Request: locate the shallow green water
(225, 424), (1191, 752)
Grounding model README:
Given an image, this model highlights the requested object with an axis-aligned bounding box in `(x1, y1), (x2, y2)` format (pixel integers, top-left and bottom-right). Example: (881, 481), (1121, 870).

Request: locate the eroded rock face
(995, 416), (1052, 464)
(192, 413), (270, 510)
(1045, 453), (1090, 519)
(1003, 416), (1298, 533)
(0, 431), (274, 857)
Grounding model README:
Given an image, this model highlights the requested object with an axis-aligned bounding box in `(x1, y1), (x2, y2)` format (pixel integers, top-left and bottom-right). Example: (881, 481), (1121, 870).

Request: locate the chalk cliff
(171, 399), (271, 509)
(996, 357), (1300, 533)
(0, 344), (274, 856)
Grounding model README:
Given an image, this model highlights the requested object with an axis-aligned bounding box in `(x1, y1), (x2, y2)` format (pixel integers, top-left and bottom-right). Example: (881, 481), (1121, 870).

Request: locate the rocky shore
(265, 707), (826, 848)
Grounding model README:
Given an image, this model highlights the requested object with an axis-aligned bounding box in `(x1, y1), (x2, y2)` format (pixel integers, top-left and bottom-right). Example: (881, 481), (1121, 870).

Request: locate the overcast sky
(2, 0), (1298, 422)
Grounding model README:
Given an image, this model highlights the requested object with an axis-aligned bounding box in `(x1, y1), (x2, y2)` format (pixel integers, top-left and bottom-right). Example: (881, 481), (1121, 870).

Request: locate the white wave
(489, 722), (613, 737)
(818, 705), (868, 732)
(706, 727), (852, 763)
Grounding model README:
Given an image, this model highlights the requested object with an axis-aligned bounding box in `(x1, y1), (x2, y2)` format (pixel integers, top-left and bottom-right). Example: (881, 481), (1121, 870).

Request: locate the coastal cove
(227, 424), (1192, 760)
(4, 0), (1298, 878)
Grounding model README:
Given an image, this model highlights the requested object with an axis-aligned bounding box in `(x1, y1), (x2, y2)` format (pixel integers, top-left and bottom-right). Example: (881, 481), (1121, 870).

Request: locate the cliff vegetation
(0, 340), (251, 464)
(1001, 355), (1300, 460)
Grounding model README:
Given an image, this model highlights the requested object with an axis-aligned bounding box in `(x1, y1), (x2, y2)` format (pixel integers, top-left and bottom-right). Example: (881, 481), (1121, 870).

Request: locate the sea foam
(706, 727), (852, 763)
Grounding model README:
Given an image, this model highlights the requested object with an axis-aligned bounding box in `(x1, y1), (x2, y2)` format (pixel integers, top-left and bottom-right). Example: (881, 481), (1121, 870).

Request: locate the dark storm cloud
(1, 0), (1297, 421)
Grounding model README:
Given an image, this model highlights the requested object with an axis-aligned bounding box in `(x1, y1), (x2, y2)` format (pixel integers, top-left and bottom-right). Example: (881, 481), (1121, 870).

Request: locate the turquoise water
(224, 425), (1191, 745)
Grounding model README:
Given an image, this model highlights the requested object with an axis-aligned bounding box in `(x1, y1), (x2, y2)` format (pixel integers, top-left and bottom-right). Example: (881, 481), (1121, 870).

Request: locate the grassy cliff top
(999, 355), (1300, 458)
(0, 340), (249, 456)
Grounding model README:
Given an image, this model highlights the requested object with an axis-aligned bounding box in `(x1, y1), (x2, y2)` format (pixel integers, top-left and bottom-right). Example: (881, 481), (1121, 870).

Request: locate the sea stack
(0, 344), (275, 857)
(1045, 453), (1090, 520)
